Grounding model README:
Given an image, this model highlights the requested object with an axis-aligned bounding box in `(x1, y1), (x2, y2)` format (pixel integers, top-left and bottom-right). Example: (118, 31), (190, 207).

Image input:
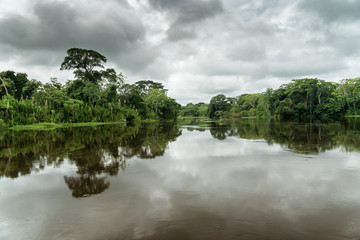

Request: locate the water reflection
(0, 122), (182, 197)
(64, 175), (110, 198)
(2, 119), (360, 182)
(1, 120), (360, 239)
(205, 118), (360, 154)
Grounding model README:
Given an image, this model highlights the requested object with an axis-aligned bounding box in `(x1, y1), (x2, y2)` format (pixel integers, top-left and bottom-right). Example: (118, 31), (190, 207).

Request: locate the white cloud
(0, 0), (359, 102)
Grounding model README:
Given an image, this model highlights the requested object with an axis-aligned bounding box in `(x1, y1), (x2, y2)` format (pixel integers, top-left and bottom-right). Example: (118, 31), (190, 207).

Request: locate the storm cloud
(299, 0), (360, 22)
(148, 0), (223, 41)
(0, 0), (359, 104)
(0, 0), (157, 70)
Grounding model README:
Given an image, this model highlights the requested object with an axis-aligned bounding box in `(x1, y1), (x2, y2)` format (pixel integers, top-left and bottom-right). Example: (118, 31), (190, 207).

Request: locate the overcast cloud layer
(0, 0), (359, 104)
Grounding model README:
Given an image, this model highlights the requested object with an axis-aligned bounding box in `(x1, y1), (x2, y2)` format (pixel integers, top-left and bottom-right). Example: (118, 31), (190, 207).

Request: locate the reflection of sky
(1, 129), (360, 240)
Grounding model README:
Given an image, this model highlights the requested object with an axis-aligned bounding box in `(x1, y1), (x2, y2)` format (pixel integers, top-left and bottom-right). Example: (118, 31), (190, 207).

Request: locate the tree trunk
(0, 76), (9, 97)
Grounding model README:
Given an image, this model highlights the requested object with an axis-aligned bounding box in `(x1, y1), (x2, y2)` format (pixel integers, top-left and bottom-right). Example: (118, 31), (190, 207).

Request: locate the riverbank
(6, 121), (127, 131)
(2, 118), (168, 131)
(4, 114), (360, 131)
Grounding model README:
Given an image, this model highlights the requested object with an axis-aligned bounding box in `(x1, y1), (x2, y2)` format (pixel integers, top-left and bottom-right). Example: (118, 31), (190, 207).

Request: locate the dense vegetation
(0, 48), (180, 126)
(180, 78), (360, 121)
(1, 48), (359, 125)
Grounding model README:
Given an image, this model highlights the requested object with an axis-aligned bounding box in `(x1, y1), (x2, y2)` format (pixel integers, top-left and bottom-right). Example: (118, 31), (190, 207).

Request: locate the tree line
(1, 48), (359, 125)
(0, 48), (180, 126)
(180, 77), (360, 121)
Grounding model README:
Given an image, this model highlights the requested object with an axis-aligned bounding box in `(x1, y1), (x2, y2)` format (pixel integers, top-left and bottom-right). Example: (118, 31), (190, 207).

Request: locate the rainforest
(1, 48), (360, 128)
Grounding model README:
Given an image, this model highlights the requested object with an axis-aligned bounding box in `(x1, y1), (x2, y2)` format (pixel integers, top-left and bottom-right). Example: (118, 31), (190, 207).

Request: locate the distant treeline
(180, 78), (360, 121)
(0, 48), (180, 126)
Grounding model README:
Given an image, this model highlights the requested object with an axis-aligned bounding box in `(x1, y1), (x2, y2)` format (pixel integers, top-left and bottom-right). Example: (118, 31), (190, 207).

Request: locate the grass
(4, 117), (173, 131)
(139, 119), (158, 123)
(61, 121), (126, 127)
(8, 121), (126, 131)
(241, 116), (259, 119)
(9, 123), (60, 131)
(5, 115), (275, 131)
(177, 116), (215, 125)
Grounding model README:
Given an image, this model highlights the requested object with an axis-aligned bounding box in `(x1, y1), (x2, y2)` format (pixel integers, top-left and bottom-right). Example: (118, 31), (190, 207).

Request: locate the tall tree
(134, 80), (165, 97)
(208, 94), (232, 118)
(60, 48), (107, 84)
(145, 89), (180, 120)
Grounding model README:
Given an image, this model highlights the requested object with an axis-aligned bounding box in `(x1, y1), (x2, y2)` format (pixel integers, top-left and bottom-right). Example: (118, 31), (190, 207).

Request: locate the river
(0, 119), (360, 239)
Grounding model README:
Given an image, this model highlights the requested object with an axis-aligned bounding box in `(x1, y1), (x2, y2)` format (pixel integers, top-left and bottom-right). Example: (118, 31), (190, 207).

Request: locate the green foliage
(2, 47), (360, 126)
(0, 48), (182, 126)
(181, 103), (198, 117)
(134, 80), (165, 97)
(65, 80), (103, 106)
(340, 78), (360, 115)
(0, 71), (42, 100)
(257, 90), (272, 117)
(273, 78), (343, 120)
(119, 84), (148, 118)
(180, 102), (208, 117)
(144, 89), (180, 120)
(60, 48), (107, 83)
(208, 94), (232, 118)
(186, 77), (360, 121)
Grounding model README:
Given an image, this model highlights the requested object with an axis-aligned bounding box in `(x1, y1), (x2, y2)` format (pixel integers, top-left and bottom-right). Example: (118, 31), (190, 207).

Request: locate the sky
(0, 0), (360, 104)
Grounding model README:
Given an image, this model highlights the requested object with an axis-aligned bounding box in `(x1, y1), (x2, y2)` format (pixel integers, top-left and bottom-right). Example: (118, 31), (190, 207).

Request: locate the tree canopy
(134, 80), (166, 96)
(208, 94), (232, 118)
(60, 48), (107, 83)
(180, 78), (360, 121)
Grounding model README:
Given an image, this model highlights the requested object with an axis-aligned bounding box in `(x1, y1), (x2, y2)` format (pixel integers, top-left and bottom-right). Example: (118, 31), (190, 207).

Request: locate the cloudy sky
(0, 0), (359, 104)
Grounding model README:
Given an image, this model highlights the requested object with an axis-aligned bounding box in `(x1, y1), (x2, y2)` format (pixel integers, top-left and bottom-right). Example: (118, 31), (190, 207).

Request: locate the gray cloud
(299, 0), (360, 22)
(0, 0), (360, 102)
(167, 27), (197, 42)
(0, 0), (158, 72)
(226, 40), (266, 62)
(148, 0), (223, 22)
(148, 0), (223, 41)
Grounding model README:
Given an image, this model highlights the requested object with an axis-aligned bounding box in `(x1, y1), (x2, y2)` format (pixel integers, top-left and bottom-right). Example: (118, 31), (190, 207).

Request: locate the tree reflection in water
(0, 122), (182, 198)
(64, 175), (110, 198)
(1, 119), (360, 197)
(206, 118), (360, 154)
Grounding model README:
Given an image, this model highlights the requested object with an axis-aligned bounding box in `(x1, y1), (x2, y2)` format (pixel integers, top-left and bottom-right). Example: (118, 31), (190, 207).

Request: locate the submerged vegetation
(1, 48), (360, 126)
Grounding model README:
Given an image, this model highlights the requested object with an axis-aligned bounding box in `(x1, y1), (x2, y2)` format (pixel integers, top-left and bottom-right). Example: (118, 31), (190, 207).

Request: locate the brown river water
(0, 119), (360, 240)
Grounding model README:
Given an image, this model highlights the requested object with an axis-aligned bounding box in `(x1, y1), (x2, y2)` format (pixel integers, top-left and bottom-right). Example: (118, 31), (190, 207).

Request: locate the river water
(0, 119), (360, 240)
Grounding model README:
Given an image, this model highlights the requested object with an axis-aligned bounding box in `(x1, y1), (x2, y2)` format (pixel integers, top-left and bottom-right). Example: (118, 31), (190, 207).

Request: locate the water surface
(1, 120), (360, 240)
